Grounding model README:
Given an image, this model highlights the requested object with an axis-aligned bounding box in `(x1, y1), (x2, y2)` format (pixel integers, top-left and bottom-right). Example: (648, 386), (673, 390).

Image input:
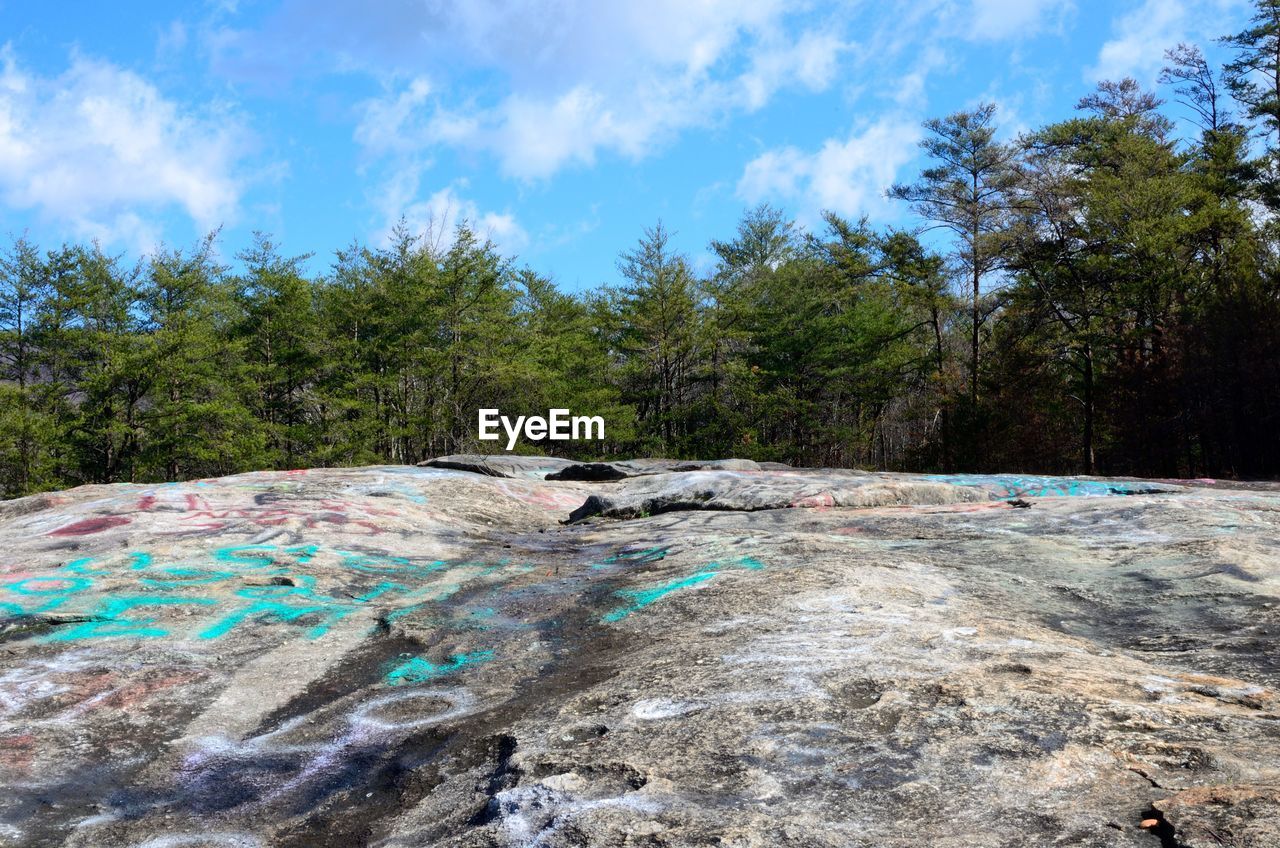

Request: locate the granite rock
(0, 462), (1275, 847)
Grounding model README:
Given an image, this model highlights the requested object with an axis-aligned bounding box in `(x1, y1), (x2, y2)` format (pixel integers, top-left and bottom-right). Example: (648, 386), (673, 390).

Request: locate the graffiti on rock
(385, 649), (495, 685)
(48, 515), (132, 536)
(925, 474), (1176, 500)
(602, 556), (765, 623)
(0, 544), (543, 643)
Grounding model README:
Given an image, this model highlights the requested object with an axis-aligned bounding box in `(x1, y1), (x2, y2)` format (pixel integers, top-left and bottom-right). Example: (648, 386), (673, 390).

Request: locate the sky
(0, 0), (1256, 291)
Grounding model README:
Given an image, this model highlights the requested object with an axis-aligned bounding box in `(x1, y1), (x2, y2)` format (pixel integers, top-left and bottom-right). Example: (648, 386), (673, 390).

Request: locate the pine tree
(614, 223), (700, 453)
(1222, 0), (1280, 208)
(140, 234), (265, 481)
(890, 104), (1019, 465)
(0, 237), (56, 495)
(236, 233), (320, 467)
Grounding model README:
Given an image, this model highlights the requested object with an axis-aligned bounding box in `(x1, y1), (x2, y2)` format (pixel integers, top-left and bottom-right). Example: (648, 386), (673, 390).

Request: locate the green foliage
(889, 102), (1019, 453)
(5, 4), (1280, 494)
(610, 222), (701, 453)
(235, 232), (320, 467)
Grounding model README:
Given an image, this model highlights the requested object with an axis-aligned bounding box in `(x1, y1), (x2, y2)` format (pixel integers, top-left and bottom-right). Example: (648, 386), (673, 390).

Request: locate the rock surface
(0, 459), (1277, 847)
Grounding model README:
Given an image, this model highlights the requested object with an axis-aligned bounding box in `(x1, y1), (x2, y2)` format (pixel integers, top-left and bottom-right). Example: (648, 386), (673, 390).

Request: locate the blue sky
(0, 0), (1254, 290)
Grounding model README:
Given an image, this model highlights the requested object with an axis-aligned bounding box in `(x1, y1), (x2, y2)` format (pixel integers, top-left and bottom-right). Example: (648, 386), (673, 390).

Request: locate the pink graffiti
(176, 499), (399, 534)
(789, 491), (836, 509)
(495, 481), (587, 511)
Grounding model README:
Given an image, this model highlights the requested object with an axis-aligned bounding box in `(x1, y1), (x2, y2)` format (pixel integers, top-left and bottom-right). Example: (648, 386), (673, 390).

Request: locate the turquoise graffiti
(602, 555), (765, 623)
(591, 546), (669, 571)
(385, 649), (495, 685)
(48, 597), (218, 641)
(2, 542), (772, 642)
(924, 474), (1176, 500)
(0, 544), (541, 644)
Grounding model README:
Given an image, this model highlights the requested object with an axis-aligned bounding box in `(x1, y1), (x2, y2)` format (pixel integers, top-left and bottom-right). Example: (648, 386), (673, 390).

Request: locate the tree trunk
(1082, 347), (1096, 475)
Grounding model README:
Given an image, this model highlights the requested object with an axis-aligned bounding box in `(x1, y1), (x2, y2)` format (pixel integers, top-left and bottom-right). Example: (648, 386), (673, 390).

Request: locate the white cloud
(1090, 0), (1186, 82)
(738, 29), (849, 110)
(892, 46), (950, 108)
(968, 0), (1072, 41)
(227, 0), (794, 87)
(0, 46), (252, 250)
(737, 117), (922, 224)
(336, 1), (851, 181)
(1089, 0), (1244, 83)
(340, 1), (862, 252)
(354, 77), (435, 157)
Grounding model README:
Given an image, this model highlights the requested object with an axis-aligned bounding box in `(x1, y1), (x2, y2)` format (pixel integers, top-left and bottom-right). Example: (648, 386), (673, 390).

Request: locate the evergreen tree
(890, 104), (1019, 465)
(49, 244), (149, 484)
(1222, 0), (1280, 208)
(236, 233), (320, 467)
(0, 238), (55, 495)
(7, 11), (1280, 495)
(613, 223), (701, 453)
(1010, 81), (1192, 473)
(140, 235), (264, 480)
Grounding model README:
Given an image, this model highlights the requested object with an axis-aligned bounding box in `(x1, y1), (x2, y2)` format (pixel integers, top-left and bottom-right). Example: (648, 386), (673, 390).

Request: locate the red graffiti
(49, 515), (132, 536)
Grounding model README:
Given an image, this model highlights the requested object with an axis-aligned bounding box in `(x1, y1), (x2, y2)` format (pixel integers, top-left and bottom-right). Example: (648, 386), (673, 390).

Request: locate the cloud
(738, 28), (850, 110)
(156, 20), (189, 61)
(1089, 0), (1243, 83)
(334, 0), (865, 254)
(0, 46), (253, 250)
(255, 1), (851, 181)
(737, 117), (922, 224)
(215, 0), (795, 87)
(968, 0), (1072, 41)
(354, 77), (437, 157)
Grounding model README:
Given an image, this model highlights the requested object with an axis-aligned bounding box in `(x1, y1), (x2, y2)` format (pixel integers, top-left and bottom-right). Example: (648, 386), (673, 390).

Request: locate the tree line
(5, 7), (1280, 496)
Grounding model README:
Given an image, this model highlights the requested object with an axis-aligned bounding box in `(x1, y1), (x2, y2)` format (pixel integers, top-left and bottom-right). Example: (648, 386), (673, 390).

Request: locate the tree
(1161, 44), (1232, 133)
(701, 204), (799, 454)
(890, 104), (1019, 451)
(236, 233), (320, 467)
(511, 268), (635, 455)
(140, 234), (264, 481)
(435, 224), (521, 455)
(1077, 77), (1175, 138)
(1222, 1), (1280, 133)
(1222, 0), (1280, 207)
(1009, 80), (1194, 474)
(46, 244), (150, 483)
(613, 223), (700, 452)
(0, 237), (56, 495)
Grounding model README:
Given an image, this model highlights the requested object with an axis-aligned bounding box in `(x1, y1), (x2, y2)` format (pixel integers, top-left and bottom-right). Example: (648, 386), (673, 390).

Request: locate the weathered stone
(564, 468), (998, 521)
(1152, 784), (1280, 847)
(547, 458), (767, 480)
(0, 462), (1275, 847)
(417, 454), (580, 478)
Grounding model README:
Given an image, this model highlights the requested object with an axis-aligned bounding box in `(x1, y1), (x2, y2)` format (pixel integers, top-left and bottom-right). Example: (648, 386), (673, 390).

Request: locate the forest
(4, 10), (1280, 497)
